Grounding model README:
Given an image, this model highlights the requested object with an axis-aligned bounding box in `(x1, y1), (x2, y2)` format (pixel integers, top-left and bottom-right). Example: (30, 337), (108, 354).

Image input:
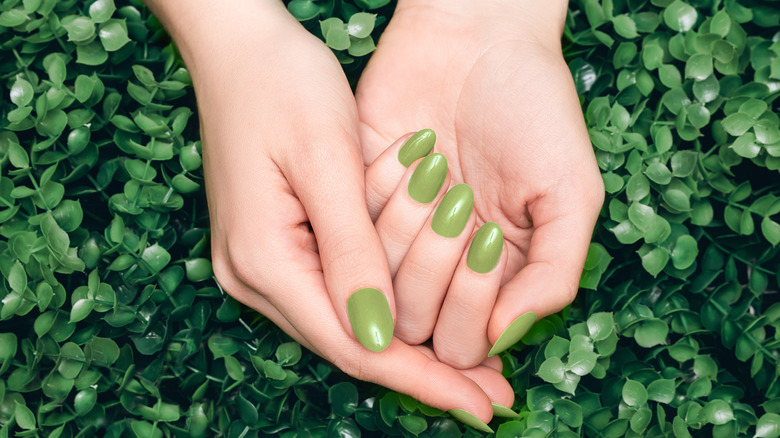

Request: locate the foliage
(0, 0), (778, 437)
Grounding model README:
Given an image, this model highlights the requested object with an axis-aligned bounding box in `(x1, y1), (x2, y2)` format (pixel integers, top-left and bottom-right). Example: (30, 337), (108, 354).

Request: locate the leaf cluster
(1, 0), (779, 437)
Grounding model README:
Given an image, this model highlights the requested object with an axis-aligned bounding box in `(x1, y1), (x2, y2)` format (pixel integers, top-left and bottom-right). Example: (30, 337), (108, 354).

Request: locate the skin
(144, 0), (603, 423)
(357, 0), (605, 368)
(144, 0), (514, 424)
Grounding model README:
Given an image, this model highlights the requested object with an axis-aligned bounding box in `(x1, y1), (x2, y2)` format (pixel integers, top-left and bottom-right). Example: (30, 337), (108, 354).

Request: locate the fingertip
(346, 287), (394, 352)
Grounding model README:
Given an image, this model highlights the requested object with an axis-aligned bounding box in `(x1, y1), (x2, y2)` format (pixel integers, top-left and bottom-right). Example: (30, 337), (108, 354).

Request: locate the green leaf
(329, 382), (358, 417)
(626, 172), (650, 201)
(538, 356), (566, 384)
(399, 415), (427, 436)
(0, 8), (28, 27)
(63, 16), (95, 42)
(89, 0), (116, 23)
(587, 312), (614, 341)
(347, 12), (375, 38)
(14, 401), (36, 429)
(634, 318), (669, 347)
(348, 36), (376, 57)
(756, 413), (780, 438)
(553, 399), (583, 428)
(722, 113), (755, 136)
(761, 217), (780, 246)
(702, 400), (734, 425)
(8, 261), (27, 294)
(631, 407), (652, 434)
(640, 246), (669, 277)
(685, 54), (713, 80)
(731, 133), (761, 158)
(664, 0), (697, 32)
(612, 14), (639, 39)
(288, 0), (319, 21)
(76, 40), (108, 65)
(647, 379), (676, 403)
(325, 26), (350, 51)
(99, 20), (130, 51)
(141, 244), (171, 274)
(10, 78), (34, 108)
(671, 234), (698, 269)
(693, 355), (718, 380)
(70, 298), (94, 323)
(566, 350), (599, 376)
(623, 379), (649, 406)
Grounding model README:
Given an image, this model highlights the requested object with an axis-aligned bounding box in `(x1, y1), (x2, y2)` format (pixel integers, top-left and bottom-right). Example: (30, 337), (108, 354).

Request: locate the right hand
(144, 0), (514, 426)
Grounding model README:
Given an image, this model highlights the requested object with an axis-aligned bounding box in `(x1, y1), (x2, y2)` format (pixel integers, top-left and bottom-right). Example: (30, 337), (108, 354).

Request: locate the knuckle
(320, 230), (375, 279)
(400, 257), (440, 283)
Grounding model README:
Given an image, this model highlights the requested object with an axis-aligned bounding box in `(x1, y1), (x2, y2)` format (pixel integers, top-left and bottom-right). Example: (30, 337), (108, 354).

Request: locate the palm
(357, 7), (602, 287)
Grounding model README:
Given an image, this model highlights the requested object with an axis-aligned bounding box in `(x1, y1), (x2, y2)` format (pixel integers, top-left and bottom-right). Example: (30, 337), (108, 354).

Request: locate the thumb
(285, 139), (396, 352)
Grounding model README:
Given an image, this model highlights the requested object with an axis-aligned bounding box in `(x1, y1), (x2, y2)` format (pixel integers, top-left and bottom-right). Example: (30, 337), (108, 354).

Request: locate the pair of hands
(147, 0), (604, 427)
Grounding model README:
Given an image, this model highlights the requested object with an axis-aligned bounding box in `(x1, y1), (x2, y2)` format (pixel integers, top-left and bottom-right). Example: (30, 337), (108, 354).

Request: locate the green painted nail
(449, 409), (494, 434)
(408, 153), (448, 204)
(398, 129), (436, 167)
(488, 312), (537, 357)
(431, 184), (474, 238)
(492, 402), (520, 419)
(467, 222), (504, 274)
(347, 288), (394, 352)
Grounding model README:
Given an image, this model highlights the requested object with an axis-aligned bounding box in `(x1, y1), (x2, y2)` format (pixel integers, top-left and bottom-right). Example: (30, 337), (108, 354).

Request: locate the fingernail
(491, 402), (520, 419)
(408, 153), (448, 203)
(488, 312), (537, 357)
(467, 222), (504, 274)
(398, 129), (436, 167)
(347, 288), (394, 352)
(431, 184), (474, 238)
(448, 409), (494, 434)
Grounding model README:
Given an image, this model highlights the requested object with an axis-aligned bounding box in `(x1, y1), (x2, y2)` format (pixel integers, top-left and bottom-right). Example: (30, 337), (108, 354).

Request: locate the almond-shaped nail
(398, 129), (436, 167)
(347, 288), (394, 352)
(492, 402), (520, 419)
(408, 153), (448, 203)
(431, 184), (474, 238)
(449, 409), (494, 433)
(467, 222), (504, 274)
(488, 312), (537, 357)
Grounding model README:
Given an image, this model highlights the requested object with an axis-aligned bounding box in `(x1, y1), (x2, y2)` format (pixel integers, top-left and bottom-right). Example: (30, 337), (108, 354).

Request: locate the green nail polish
(449, 409), (494, 434)
(398, 129), (436, 167)
(467, 222), (504, 274)
(492, 402), (520, 419)
(347, 288), (394, 352)
(488, 312), (538, 357)
(431, 184), (474, 238)
(408, 153), (448, 203)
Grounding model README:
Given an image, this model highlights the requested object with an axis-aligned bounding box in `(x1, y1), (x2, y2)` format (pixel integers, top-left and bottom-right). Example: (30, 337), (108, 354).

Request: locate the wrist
(395, 0), (567, 49)
(144, 0), (293, 75)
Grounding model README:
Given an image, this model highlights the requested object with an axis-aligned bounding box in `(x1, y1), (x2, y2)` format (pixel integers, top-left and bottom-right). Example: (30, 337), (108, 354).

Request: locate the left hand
(356, 0), (605, 368)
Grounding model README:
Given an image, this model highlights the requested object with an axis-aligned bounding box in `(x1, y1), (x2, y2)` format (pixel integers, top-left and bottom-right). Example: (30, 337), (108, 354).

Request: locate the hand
(145, 0), (516, 427)
(356, 0), (605, 368)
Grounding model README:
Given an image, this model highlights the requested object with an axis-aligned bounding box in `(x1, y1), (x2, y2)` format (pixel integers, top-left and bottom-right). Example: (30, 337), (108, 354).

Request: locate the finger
(374, 153), (450, 276)
(394, 183), (476, 344)
(249, 252), (501, 427)
(365, 129), (437, 220)
(284, 138), (396, 353)
(487, 195), (601, 357)
(433, 222), (508, 369)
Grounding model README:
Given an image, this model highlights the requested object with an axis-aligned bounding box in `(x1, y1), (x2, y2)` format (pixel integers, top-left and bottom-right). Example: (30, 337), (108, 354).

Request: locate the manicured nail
(408, 153), (448, 203)
(449, 409), (494, 434)
(347, 288), (394, 352)
(492, 402), (520, 419)
(488, 312), (538, 357)
(467, 222), (504, 274)
(431, 184), (474, 238)
(398, 129), (436, 167)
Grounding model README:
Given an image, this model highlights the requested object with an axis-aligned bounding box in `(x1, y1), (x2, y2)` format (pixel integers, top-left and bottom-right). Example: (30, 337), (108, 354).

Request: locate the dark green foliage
(0, 0), (778, 437)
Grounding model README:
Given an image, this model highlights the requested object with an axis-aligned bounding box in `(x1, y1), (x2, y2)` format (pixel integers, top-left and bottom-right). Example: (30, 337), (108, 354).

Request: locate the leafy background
(0, 0), (779, 436)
